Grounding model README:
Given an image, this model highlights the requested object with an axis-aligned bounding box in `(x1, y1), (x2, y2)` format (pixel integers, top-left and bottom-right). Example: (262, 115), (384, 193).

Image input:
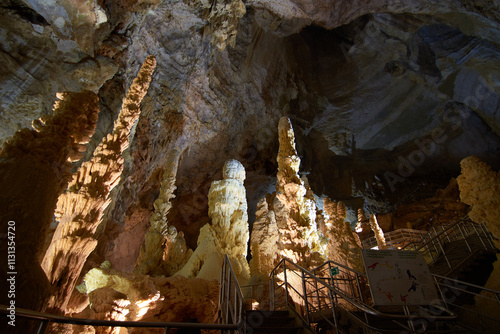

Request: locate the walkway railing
(0, 254), (244, 334)
(269, 258), (456, 333)
(433, 274), (500, 333)
(219, 254), (246, 333)
(362, 228), (428, 249)
(402, 217), (496, 270)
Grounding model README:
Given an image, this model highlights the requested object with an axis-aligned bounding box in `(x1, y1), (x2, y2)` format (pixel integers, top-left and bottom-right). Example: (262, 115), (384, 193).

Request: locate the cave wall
(1, 0), (500, 320)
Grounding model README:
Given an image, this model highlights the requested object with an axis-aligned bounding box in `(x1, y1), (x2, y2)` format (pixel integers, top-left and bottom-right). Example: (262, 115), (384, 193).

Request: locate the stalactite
(134, 150), (192, 276)
(0, 91), (100, 315)
(369, 214), (388, 250)
(41, 55), (157, 312)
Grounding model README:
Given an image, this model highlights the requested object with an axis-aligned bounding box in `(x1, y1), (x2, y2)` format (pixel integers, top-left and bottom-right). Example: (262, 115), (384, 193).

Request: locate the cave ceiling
(1, 0), (500, 251)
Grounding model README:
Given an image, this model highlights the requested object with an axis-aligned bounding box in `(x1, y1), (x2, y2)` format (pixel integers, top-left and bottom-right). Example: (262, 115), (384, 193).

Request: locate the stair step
(246, 310), (299, 333)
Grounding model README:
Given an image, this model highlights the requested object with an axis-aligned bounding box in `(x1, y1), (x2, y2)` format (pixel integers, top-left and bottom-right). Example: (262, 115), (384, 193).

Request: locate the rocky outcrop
(41, 55), (156, 312)
(176, 159), (251, 283)
(81, 263), (219, 333)
(0, 90), (100, 315)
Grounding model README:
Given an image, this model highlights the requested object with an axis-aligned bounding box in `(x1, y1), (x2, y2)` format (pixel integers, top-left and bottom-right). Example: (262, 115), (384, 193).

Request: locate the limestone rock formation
(134, 150), (192, 277)
(81, 264), (218, 333)
(457, 156), (500, 248)
(457, 156), (500, 320)
(323, 198), (363, 272)
(0, 90), (100, 314)
(250, 117), (328, 275)
(249, 197), (280, 280)
(176, 159), (251, 283)
(369, 214), (388, 250)
(41, 55), (156, 312)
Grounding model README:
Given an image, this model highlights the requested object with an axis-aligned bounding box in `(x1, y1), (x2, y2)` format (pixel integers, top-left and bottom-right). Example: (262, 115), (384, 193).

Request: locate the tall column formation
(0, 91), (99, 313)
(323, 198), (363, 272)
(134, 150), (193, 276)
(176, 159), (251, 284)
(41, 55), (157, 312)
(273, 117), (326, 267)
(369, 214), (388, 250)
(456, 156), (500, 320)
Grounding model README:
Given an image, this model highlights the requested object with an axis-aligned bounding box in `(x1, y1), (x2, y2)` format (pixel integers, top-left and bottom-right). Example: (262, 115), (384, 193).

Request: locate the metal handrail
(269, 258), (456, 333)
(401, 216), (496, 271)
(362, 228), (428, 249)
(433, 274), (500, 332)
(219, 254), (246, 333)
(1, 254), (244, 334)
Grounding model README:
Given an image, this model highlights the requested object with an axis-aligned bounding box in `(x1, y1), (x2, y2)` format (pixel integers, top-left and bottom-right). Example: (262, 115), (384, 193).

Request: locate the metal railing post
(301, 270), (311, 326)
(283, 261), (289, 308)
(37, 320), (49, 334)
(480, 223), (495, 250)
(457, 223), (472, 252)
(471, 222), (487, 250)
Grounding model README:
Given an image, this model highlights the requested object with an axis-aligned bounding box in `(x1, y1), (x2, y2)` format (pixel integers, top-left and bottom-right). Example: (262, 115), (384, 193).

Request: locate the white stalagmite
(175, 159), (251, 283)
(369, 213), (388, 250)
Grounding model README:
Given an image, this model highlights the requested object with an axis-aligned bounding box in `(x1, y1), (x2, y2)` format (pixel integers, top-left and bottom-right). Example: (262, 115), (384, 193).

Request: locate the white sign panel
(362, 249), (439, 306)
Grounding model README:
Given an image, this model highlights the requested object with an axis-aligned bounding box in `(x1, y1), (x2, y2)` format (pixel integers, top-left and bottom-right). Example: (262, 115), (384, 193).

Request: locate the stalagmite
(41, 55), (157, 312)
(369, 214), (388, 250)
(0, 91), (100, 314)
(323, 198), (363, 272)
(176, 159), (251, 283)
(355, 208), (371, 240)
(457, 156), (500, 321)
(134, 150), (192, 276)
(249, 197), (280, 280)
(272, 117), (326, 267)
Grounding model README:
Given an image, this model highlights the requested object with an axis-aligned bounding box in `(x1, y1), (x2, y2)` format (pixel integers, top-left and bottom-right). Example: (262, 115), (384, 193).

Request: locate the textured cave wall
(1, 0), (500, 323)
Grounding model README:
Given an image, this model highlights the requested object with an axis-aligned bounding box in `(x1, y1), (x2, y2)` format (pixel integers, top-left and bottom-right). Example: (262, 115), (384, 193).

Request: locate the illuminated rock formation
(457, 156), (500, 320)
(41, 55), (156, 312)
(355, 208), (371, 240)
(250, 117), (327, 274)
(369, 214), (387, 250)
(0, 91), (100, 313)
(134, 150), (193, 276)
(204, 0), (246, 51)
(249, 197), (280, 280)
(323, 198), (363, 272)
(273, 117), (327, 267)
(81, 263), (218, 333)
(457, 156), (500, 248)
(176, 159), (251, 283)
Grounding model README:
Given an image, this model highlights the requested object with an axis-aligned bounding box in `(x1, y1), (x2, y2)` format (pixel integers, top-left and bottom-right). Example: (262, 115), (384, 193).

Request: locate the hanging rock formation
(176, 159), (251, 283)
(0, 91), (100, 314)
(41, 55), (156, 313)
